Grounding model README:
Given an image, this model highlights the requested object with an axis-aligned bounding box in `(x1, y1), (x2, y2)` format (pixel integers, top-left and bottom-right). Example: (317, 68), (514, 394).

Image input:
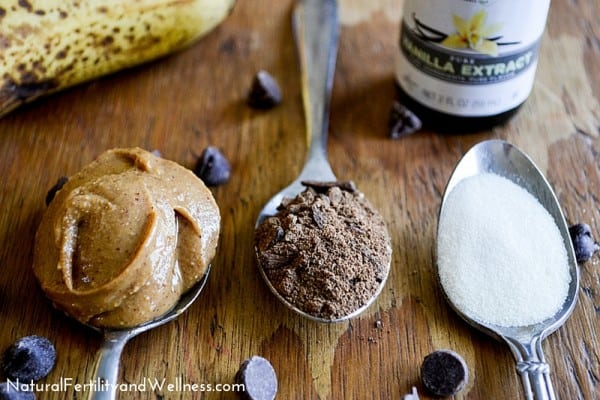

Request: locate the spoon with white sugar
(436, 139), (579, 400)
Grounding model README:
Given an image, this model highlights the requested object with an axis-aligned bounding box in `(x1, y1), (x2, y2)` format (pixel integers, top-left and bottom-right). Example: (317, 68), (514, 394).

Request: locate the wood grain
(0, 0), (598, 399)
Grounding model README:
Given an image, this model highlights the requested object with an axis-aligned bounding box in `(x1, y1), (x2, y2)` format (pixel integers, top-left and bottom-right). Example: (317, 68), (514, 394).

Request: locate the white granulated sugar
(437, 173), (571, 327)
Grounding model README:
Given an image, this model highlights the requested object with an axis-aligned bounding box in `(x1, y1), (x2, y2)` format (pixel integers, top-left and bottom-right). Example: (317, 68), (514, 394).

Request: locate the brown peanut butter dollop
(33, 148), (220, 328)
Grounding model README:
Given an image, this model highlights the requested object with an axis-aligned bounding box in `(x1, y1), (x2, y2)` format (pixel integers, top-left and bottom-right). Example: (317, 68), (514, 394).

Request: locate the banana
(0, 0), (236, 117)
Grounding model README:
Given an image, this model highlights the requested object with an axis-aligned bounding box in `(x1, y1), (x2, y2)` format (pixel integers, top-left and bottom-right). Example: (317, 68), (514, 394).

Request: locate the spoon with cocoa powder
(254, 0), (392, 323)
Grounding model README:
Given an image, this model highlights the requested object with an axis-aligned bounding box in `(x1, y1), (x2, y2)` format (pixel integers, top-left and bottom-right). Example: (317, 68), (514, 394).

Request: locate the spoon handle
(505, 336), (556, 400)
(292, 0), (339, 180)
(89, 331), (130, 400)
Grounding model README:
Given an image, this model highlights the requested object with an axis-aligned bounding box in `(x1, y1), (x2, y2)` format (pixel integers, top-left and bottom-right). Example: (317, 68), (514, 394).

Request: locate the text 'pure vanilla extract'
(394, 0), (551, 132)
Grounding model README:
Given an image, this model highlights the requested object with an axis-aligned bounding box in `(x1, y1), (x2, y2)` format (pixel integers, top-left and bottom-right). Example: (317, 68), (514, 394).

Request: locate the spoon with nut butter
(31, 147), (220, 400)
(254, 0), (392, 323)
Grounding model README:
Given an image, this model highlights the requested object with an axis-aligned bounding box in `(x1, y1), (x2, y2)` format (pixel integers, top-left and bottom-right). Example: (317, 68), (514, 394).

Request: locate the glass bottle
(395, 0), (551, 133)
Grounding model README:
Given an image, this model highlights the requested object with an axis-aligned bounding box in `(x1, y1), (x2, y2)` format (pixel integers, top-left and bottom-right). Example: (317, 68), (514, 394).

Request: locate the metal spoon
(254, 0), (390, 323)
(254, 0), (337, 224)
(86, 266), (210, 400)
(437, 139), (579, 400)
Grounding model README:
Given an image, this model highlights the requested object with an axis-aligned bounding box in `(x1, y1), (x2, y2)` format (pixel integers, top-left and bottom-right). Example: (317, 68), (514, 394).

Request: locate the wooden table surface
(1, 0), (599, 399)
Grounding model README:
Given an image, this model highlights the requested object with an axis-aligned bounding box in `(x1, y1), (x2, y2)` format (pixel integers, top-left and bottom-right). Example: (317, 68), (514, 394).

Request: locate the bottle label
(395, 0), (550, 117)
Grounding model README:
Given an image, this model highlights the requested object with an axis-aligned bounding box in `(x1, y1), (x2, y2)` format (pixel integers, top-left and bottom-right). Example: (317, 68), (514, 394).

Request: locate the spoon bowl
(87, 266), (211, 400)
(437, 139), (579, 400)
(254, 0), (390, 323)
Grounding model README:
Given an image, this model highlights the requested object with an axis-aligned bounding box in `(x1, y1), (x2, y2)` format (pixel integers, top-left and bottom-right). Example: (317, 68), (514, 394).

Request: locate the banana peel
(0, 0), (236, 117)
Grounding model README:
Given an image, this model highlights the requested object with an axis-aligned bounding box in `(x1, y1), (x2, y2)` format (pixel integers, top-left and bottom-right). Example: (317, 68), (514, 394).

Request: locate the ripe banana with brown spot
(0, 0), (236, 117)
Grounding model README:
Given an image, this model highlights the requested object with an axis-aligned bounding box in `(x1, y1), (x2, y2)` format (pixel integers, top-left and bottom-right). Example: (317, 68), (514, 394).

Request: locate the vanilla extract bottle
(395, 0), (551, 133)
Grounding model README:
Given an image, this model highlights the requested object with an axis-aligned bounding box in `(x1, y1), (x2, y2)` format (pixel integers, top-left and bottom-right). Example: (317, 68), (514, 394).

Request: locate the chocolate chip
(1, 336), (56, 382)
(301, 180), (357, 193)
(388, 101), (422, 139)
(234, 356), (277, 400)
(0, 382), (35, 400)
(569, 223), (599, 263)
(193, 146), (231, 186)
(45, 176), (68, 206)
(420, 349), (468, 397)
(247, 70), (282, 109)
(311, 205), (326, 229)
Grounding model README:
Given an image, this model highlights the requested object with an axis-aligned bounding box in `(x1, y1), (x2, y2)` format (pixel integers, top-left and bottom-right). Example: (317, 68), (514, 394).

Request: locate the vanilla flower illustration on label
(441, 10), (502, 56)
(410, 10), (516, 57)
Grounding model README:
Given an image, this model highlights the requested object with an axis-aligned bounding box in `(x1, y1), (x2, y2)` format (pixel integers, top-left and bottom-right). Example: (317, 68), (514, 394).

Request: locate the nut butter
(33, 148), (220, 328)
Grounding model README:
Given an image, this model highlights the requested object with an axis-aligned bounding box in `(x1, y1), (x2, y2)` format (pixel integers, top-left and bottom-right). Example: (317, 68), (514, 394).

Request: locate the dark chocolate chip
(311, 205), (326, 229)
(420, 349), (468, 397)
(1, 336), (56, 382)
(0, 382), (35, 400)
(301, 180), (357, 193)
(274, 226), (285, 242)
(193, 146), (231, 186)
(234, 356), (277, 400)
(247, 70), (282, 109)
(260, 251), (295, 270)
(569, 223), (599, 263)
(45, 176), (68, 206)
(388, 101), (422, 139)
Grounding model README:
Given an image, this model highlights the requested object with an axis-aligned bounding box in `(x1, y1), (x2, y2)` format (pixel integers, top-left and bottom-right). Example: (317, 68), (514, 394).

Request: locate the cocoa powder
(255, 181), (391, 320)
